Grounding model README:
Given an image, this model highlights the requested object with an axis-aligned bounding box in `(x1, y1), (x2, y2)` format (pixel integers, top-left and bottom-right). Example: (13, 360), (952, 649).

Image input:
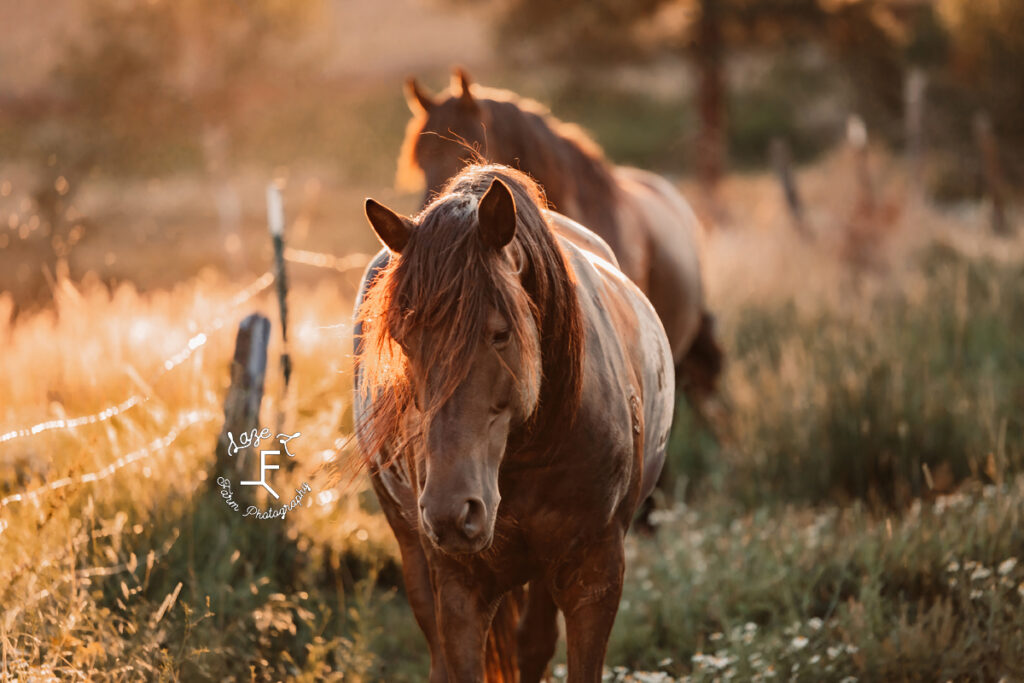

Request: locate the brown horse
(354, 164), (675, 682)
(398, 69), (723, 401)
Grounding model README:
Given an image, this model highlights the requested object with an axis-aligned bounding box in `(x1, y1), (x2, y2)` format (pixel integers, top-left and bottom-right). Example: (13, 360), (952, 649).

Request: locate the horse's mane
(397, 85), (619, 223)
(357, 164), (585, 462)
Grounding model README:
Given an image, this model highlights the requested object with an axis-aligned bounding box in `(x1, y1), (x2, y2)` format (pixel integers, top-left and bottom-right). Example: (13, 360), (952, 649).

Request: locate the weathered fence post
(770, 137), (811, 240)
(215, 313), (271, 478)
(973, 111), (1012, 236)
(267, 183), (292, 391)
(904, 67), (927, 201)
(266, 183), (296, 443)
(847, 114), (875, 215)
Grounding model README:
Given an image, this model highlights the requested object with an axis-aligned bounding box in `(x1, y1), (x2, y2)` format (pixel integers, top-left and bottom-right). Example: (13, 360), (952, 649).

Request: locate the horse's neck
(490, 107), (619, 242)
(489, 109), (577, 212)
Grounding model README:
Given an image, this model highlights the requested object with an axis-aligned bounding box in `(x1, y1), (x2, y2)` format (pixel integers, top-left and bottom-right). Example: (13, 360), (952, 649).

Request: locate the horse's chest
(502, 430), (638, 542)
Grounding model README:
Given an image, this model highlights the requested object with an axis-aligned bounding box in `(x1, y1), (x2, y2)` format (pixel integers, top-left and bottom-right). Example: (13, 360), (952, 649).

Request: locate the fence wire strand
(284, 248), (373, 274)
(0, 246), (363, 508)
(0, 410), (218, 509)
(0, 271), (274, 445)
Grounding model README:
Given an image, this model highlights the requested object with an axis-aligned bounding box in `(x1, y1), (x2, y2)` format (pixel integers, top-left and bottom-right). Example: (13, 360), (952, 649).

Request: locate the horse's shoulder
(353, 248), (391, 355)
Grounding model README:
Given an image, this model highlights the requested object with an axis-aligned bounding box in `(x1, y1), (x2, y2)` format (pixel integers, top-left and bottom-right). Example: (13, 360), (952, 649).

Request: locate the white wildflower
(998, 558), (1017, 576)
(791, 636), (809, 650)
(971, 566), (992, 581)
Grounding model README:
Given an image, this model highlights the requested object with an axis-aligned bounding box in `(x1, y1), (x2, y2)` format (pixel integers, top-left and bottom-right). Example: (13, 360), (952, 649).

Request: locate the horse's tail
(678, 310), (724, 403)
(485, 586), (524, 683)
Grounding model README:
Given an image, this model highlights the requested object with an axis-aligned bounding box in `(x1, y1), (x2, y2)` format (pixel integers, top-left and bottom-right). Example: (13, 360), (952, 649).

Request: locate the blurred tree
(4, 0), (324, 203)
(489, 0), (985, 193)
(12, 0), (325, 270)
(46, 0), (325, 174)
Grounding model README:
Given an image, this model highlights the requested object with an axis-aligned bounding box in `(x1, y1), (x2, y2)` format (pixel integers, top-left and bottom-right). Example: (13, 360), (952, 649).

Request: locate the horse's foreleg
(402, 542), (448, 683)
(517, 581), (560, 683)
(552, 540), (626, 683)
(433, 570), (494, 682)
(370, 475), (448, 682)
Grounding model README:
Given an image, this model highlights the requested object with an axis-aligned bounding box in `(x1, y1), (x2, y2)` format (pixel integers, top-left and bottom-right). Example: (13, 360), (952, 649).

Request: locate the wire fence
(0, 246), (371, 505)
(284, 247), (374, 274)
(0, 189), (373, 644)
(0, 271), (274, 445)
(0, 409), (218, 509)
(0, 248), (374, 447)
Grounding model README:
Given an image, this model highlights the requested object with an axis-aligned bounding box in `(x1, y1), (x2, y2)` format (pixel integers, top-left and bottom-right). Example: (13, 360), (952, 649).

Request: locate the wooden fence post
(973, 111), (1012, 236)
(847, 114), (875, 215)
(904, 67), (927, 201)
(770, 137), (811, 240)
(215, 313), (271, 477)
(266, 183), (293, 436)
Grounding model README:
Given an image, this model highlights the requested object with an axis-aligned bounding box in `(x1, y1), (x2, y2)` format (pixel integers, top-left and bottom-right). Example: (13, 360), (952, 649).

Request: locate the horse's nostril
(458, 498), (486, 540)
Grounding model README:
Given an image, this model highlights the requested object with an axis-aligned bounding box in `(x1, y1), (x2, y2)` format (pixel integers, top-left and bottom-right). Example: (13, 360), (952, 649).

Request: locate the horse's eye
(492, 329), (511, 346)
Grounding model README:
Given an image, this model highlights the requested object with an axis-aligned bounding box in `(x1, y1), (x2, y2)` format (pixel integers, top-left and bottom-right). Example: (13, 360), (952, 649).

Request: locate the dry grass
(1, 149), (1022, 680)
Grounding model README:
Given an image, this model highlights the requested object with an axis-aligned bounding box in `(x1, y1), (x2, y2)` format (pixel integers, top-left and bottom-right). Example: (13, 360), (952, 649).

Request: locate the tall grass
(1, 164), (1022, 679)
(692, 240), (1024, 509)
(0, 275), (403, 680)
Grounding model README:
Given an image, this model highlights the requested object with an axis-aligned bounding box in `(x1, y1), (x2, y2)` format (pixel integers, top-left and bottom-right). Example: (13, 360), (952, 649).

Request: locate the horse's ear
(365, 199), (414, 254)
(404, 77), (435, 115)
(477, 178), (516, 250)
(451, 67), (476, 110)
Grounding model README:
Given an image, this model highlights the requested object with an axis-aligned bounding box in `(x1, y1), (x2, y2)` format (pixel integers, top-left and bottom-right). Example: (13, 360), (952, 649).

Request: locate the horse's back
(545, 209), (620, 269)
(613, 167), (706, 363)
(561, 237), (675, 506)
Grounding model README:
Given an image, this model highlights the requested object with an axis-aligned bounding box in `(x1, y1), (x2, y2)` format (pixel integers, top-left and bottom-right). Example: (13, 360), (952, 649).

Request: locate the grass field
(1, 152), (1022, 681)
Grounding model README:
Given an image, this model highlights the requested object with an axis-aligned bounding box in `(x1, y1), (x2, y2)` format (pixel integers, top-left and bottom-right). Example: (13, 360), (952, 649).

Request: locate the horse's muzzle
(419, 496), (491, 554)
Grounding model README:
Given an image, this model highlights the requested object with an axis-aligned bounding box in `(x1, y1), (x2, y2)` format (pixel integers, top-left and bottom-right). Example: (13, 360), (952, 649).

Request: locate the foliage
(708, 242), (1024, 508)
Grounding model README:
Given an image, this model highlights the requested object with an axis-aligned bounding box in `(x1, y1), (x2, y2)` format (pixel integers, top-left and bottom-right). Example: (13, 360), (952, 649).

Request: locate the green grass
(710, 241), (1024, 509)
(2, 216), (1023, 680)
(610, 481), (1024, 681)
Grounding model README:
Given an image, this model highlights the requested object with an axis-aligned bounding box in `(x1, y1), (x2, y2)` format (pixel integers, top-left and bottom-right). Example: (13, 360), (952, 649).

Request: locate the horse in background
(354, 164), (675, 681)
(397, 69), (723, 403)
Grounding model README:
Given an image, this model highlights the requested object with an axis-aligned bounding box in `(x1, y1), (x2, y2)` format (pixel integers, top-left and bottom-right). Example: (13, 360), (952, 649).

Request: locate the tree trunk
(696, 0), (726, 197)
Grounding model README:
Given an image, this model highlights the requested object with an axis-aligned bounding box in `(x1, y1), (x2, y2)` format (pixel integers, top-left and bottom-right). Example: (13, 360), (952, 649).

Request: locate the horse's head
(399, 69), (490, 208)
(360, 171), (545, 555)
